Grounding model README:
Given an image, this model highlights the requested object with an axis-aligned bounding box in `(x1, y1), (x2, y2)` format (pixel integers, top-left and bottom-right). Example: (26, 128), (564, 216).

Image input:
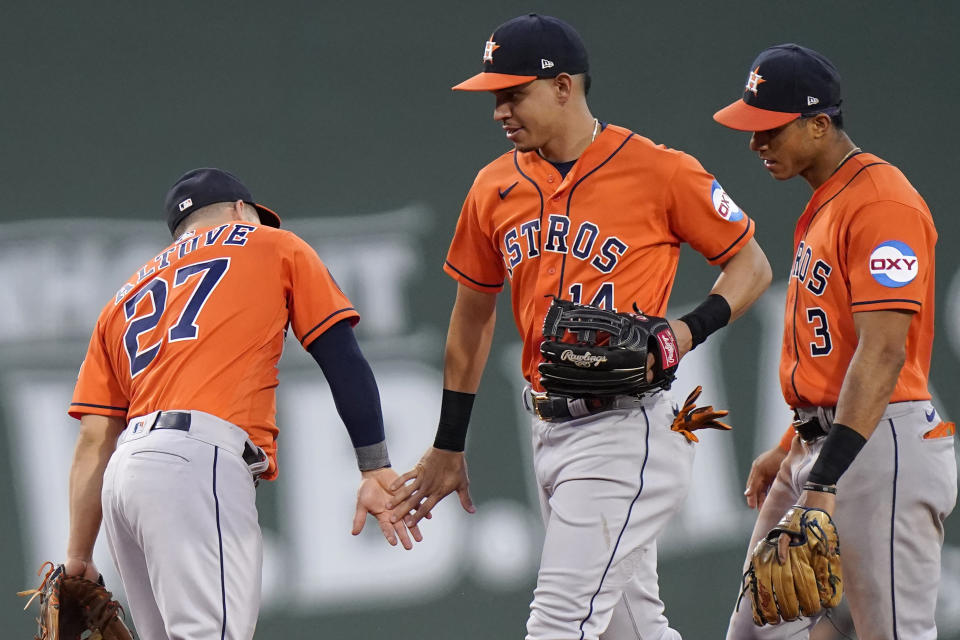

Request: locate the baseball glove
(742, 507), (843, 625)
(671, 385), (732, 442)
(18, 562), (133, 640)
(538, 298), (680, 397)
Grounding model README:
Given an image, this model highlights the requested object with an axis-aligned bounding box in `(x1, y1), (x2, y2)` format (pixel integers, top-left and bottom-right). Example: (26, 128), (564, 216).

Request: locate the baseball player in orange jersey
(715, 44), (957, 638)
(387, 14), (772, 639)
(65, 168), (421, 639)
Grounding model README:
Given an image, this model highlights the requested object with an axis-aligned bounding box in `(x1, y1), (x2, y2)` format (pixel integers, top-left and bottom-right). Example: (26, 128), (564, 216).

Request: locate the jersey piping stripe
(70, 401), (128, 412)
(851, 298), (921, 307)
(888, 418), (900, 639)
(512, 150), (545, 256)
(801, 162), (890, 233)
(578, 404), (650, 639)
(707, 217), (753, 263)
(300, 307), (357, 346)
(213, 447), (228, 640)
(789, 161), (890, 404)
(558, 133), (636, 299)
(443, 260), (503, 289)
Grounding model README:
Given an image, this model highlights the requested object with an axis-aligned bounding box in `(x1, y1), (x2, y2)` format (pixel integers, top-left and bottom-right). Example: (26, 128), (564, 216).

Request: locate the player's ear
(554, 73), (574, 104)
(806, 114), (833, 140)
(229, 200), (246, 222)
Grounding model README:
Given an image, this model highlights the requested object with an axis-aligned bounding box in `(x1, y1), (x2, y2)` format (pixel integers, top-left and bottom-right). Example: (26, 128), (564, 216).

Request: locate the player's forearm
(431, 285), (496, 452)
(709, 237), (772, 321)
(674, 238), (770, 353)
(442, 285), (498, 393)
(833, 317), (909, 440)
(802, 345), (902, 490)
(308, 320), (390, 470)
(67, 416), (123, 561)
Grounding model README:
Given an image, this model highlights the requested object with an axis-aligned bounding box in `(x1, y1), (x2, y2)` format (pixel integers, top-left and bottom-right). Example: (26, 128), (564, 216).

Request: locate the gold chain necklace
(834, 146), (861, 173)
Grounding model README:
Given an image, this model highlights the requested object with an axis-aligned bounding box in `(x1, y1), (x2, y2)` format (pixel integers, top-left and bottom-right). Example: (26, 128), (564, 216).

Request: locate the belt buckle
(792, 417), (824, 442)
(530, 392), (562, 421)
(532, 395), (548, 421)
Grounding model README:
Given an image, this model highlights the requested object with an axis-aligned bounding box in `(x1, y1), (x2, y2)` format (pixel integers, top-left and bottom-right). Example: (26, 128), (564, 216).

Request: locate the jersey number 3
(805, 307), (833, 357)
(122, 258), (230, 378)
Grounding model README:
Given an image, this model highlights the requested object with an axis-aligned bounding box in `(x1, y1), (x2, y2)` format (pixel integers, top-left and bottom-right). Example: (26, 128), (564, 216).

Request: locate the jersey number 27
(122, 258), (230, 378)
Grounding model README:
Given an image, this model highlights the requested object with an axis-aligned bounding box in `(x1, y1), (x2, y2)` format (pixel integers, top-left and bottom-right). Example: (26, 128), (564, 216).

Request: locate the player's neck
(538, 111), (598, 163)
(803, 134), (859, 190)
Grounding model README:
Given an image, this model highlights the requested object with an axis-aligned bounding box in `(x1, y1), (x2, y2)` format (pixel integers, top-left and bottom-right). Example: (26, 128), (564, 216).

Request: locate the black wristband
(806, 422), (867, 485)
(678, 294), (731, 349)
(433, 389), (476, 452)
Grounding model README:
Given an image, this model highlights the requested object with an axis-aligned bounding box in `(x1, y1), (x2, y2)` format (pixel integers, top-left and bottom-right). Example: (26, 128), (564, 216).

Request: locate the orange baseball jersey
(780, 152), (936, 408)
(70, 222), (358, 480)
(444, 124), (755, 388)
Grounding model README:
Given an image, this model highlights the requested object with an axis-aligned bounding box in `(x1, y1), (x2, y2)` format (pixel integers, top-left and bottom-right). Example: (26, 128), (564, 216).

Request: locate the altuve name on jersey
(790, 240), (833, 296)
(501, 215), (628, 276)
(114, 223), (257, 304)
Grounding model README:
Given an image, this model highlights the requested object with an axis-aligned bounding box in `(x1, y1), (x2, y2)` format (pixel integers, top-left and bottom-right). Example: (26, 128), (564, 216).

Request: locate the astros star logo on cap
(745, 67), (765, 95)
(454, 14), (589, 92)
(482, 37), (499, 63)
(714, 44), (844, 132)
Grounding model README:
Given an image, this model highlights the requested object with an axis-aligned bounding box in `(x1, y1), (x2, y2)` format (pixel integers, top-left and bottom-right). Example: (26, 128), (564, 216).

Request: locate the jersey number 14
(568, 282), (615, 310)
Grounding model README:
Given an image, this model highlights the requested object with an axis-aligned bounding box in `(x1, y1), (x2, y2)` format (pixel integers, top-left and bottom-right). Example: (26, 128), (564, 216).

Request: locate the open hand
(352, 467), (424, 550)
(388, 448), (476, 527)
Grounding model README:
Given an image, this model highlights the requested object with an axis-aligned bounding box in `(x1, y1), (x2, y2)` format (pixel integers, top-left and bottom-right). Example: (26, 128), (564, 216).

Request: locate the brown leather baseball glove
(18, 562), (133, 640)
(742, 506), (843, 625)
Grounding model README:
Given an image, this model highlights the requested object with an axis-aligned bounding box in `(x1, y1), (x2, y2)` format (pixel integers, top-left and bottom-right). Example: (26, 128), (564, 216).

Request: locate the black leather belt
(532, 395), (616, 422)
(153, 411), (191, 431)
(152, 411), (262, 465)
(793, 416), (829, 442)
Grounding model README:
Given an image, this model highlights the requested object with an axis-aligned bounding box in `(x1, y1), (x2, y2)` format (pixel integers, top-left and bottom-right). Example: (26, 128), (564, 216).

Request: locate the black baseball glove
(538, 298), (680, 397)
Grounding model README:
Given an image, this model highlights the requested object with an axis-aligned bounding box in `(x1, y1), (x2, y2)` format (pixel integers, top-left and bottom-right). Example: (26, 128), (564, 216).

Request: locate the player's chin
(764, 164), (796, 181)
(512, 136), (542, 153)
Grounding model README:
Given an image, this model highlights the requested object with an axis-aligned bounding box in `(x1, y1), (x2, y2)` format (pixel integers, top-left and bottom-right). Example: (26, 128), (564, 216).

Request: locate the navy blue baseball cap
(714, 44), (842, 131)
(164, 167), (281, 235)
(452, 14), (589, 91)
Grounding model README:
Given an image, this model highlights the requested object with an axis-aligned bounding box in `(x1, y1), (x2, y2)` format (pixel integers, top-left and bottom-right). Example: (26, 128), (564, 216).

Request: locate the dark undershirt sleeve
(306, 320), (389, 467)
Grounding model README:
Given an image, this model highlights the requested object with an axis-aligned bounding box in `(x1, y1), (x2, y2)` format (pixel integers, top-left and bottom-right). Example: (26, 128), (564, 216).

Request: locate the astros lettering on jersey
(444, 124), (755, 388)
(780, 152), (935, 407)
(70, 222), (358, 480)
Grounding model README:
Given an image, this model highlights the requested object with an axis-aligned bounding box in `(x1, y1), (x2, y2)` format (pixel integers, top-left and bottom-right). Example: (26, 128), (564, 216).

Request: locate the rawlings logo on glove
(559, 350), (608, 368)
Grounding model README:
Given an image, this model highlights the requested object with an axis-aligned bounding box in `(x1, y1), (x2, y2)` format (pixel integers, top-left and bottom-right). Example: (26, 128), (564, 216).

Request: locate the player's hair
(802, 109), (844, 131)
(173, 201), (236, 238)
(581, 73), (591, 96)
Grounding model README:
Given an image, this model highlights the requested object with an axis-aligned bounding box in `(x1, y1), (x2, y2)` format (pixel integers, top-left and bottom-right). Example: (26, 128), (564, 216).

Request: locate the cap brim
(452, 72), (538, 92)
(713, 99), (801, 132)
(254, 203), (281, 228)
